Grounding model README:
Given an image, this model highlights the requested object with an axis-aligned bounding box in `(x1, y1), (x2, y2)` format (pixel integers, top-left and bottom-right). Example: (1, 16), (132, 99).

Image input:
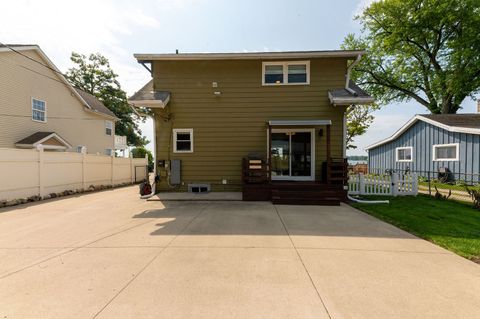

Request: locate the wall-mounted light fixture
(214, 91), (221, 96)
(318, 129), (324, 137)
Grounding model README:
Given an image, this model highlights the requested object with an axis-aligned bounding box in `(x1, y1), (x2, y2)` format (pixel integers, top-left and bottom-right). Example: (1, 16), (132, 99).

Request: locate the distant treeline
(348, 155), (368, 161)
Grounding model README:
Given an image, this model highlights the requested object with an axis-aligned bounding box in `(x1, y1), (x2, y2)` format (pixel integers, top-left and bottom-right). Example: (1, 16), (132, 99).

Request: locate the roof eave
(134, 50), (367, 61)
(83, 107), (119, 121)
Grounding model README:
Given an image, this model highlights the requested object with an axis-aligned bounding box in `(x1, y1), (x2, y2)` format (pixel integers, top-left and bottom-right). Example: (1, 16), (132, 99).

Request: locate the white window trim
(262, 61), (310, 86)
(395, 146), (413, 162)
(432, 143), (459, 161)
(31, 97), (47, 123)
(105, 120), (113, 136)
(173, 128), (194, 153)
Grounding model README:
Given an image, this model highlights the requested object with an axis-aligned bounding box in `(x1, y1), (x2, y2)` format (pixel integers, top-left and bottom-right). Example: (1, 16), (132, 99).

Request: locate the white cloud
(0, 0), (169, 93)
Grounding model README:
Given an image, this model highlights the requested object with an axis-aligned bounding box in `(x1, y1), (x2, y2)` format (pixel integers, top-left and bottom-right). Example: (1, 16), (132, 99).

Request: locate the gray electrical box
(170, 159), (181, 185)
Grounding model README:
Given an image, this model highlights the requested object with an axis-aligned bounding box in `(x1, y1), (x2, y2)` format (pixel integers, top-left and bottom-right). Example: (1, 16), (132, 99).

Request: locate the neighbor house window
(105, 120), (113, 135)
(395, 147), (413, 162)
(105, 148), (113, 156)
(262, 61), (310, 85)
(32, 98), (46, 122)
(173, 129), (193, 153)
(433, 143), (459, 161)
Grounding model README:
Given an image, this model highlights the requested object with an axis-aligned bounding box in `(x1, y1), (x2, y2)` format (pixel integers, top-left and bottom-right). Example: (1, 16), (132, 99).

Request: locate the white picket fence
(348, 173), (418, 196)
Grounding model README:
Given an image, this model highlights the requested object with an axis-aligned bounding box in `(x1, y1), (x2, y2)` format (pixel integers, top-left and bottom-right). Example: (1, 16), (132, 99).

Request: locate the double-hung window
(173, 129), (193, 153)
(433, 143), (459, 161)
(32, 98), (46, 122)
(105, 120), (113, 136)
(395, 147), (413, 162)
(262, 61), (310, 85)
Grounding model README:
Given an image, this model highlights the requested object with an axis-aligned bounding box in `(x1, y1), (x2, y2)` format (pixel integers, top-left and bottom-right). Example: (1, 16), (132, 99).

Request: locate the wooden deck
(242, 158), (348, 206)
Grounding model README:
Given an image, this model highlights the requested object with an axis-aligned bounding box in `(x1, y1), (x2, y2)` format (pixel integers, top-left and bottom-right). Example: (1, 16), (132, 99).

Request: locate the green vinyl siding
(153, 58), (348, 191)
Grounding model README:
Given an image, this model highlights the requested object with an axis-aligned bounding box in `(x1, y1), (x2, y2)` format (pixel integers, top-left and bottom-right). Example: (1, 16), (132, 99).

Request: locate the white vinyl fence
(0, 147), (148, 201)
(349, 173), (418, 196)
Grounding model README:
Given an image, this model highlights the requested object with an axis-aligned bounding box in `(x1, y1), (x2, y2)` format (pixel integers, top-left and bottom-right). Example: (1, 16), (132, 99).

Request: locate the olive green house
(129, 50), (373, 204)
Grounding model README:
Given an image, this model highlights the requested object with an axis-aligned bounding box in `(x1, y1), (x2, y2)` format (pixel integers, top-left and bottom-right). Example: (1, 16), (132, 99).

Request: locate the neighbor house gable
(366, 114), (480, 151)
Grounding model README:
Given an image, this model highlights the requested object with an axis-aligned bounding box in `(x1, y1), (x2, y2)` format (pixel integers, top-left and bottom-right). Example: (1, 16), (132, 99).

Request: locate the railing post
(130, 155), (134, 184)
(37, 145), (45, 198)
(391, 173), (398, 197)
(359, 174), (365, 195)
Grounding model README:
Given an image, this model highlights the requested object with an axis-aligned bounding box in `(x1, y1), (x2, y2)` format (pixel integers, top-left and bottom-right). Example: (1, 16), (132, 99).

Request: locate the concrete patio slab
(0, 185), (479, 319)
(96, 247), (329, 319)
(171, 201), (292, 248)
(298, 248), (480, 319)
(0, 247), (160, 319)
(277, 204), (447, 253)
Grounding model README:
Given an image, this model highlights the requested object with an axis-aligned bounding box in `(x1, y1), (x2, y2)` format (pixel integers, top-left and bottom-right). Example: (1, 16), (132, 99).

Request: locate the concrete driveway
(0, 186), (479, 319)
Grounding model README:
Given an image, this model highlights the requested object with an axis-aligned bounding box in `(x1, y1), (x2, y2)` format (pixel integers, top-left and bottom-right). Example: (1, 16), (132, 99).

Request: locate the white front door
(270, 128), (315, 181)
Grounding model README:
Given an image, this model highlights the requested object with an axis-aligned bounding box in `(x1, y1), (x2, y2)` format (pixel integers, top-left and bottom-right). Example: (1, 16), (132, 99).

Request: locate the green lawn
(350, 195), (480, 261)
(419, 181), (480, 192)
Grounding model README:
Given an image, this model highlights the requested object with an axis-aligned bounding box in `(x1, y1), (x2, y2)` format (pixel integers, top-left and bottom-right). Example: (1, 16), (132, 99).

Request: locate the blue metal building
(366, 114), (480, 183)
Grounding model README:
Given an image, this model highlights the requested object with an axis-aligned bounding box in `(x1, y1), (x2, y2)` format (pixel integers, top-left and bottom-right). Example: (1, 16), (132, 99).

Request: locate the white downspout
(345, 54), (362, 95)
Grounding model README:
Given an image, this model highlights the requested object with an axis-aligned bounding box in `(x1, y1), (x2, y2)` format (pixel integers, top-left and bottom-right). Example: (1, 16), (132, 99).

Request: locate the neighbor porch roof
(16, 132), (72, 150)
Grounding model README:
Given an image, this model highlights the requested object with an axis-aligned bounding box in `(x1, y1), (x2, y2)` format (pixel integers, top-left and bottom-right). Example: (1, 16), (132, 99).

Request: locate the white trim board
(366, 115), (480, 150)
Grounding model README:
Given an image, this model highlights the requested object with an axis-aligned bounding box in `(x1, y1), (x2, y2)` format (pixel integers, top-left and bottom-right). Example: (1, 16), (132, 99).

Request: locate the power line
(0, 55), (67, 86)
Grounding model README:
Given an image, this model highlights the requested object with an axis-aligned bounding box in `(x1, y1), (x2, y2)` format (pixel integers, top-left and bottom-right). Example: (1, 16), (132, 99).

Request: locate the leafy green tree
(346, 103), (380, 149)
(66, 52), (148, 146)
(131, 146), (154, 172)
(343, 0), (480, 114)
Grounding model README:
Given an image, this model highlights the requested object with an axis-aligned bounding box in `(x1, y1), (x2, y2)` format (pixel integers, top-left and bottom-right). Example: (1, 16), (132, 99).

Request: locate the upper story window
(433, 143), (459, 161)
(395, 147), (413, 162)
(105, 120), (113, 136)
(32, 98), (46, 122)
(262, 61), (310, 86)
(173, 128), (193, 153)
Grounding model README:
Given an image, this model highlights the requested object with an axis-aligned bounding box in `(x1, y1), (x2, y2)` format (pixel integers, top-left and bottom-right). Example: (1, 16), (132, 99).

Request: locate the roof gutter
(345, 54), (363, 95)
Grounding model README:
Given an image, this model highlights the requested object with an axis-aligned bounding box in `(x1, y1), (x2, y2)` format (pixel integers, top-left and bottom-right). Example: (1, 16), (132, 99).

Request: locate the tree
(131, 147), (154, 172)
(346, 103), (380, 149)
(343, 0), (480, 114)
(66, 52), (148, 146)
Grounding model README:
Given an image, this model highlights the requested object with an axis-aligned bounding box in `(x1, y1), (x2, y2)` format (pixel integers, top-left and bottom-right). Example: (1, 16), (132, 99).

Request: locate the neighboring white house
(0, 44), (127, 155)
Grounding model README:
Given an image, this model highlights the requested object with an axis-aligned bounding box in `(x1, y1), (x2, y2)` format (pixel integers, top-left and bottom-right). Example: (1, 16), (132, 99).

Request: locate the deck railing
(349, 173), (418, 196)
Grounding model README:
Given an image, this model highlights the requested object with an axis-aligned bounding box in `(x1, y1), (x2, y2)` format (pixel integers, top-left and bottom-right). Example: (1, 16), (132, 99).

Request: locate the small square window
(32, 98), (46, 122)
(288, 64), (307, 83)
(105, 121), (113, 136)
(105, 148), (113, 156)
(264, 65), (284, 84)
(396, 147), (413, 162)
(173, 129), (193, 153)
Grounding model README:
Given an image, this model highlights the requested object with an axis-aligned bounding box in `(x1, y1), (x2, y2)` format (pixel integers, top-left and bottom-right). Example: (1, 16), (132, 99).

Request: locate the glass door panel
(291, 132), (311, 177)
(271, 133), (290, 177)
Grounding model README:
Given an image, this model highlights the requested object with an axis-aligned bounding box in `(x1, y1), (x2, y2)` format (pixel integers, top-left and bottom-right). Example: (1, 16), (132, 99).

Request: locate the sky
(0, 0), (477, 156)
